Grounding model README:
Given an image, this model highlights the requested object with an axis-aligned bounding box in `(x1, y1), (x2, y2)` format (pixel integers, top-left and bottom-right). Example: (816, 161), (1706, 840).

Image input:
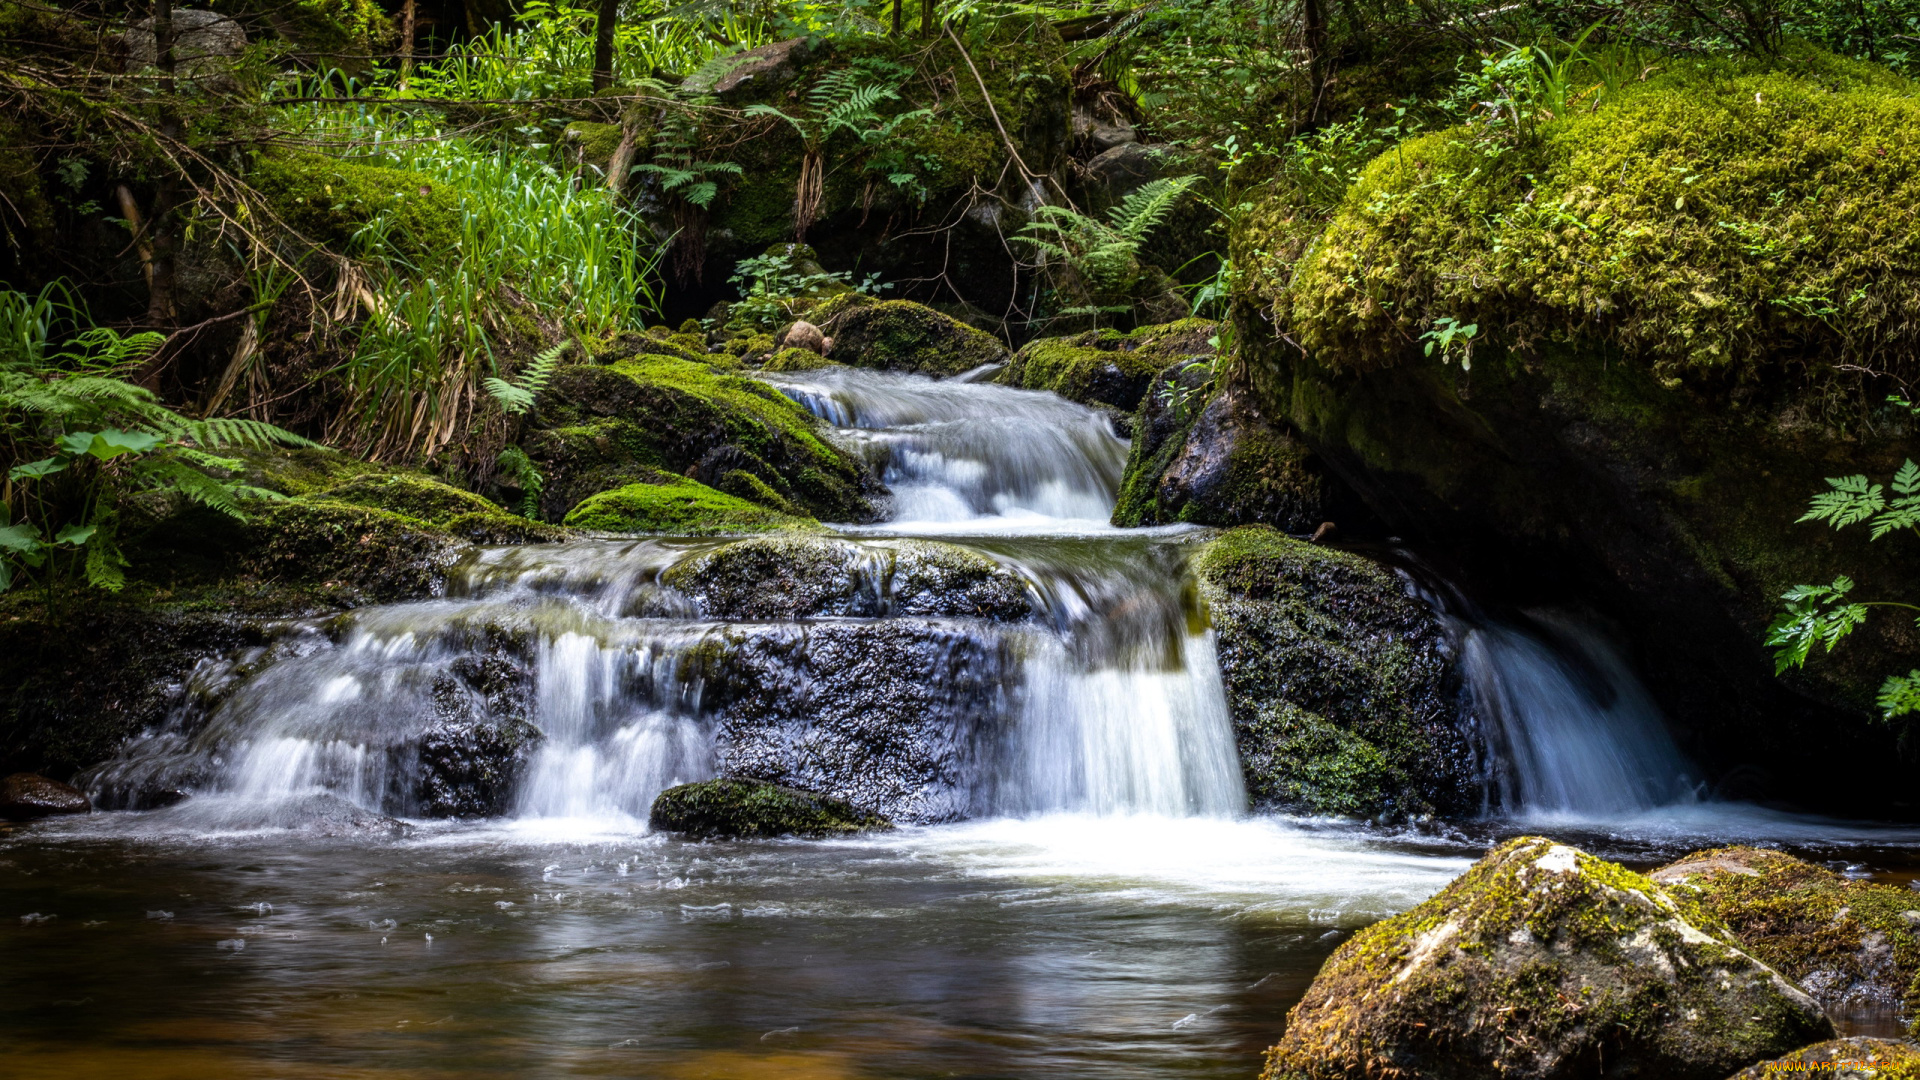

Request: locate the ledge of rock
(1262, 836), (1833, 1080)
(1724, 1037), (1920, 1079)
(661, 535), (1032, 621)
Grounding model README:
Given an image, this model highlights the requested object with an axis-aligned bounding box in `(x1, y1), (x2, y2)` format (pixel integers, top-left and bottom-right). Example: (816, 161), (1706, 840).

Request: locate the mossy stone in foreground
(1724, 1037), (1920, 1079)
(648, 778), (889, 838)
(808, 294), (1009, 376)
(1263, 837), (1833, 1080)
(1653, 846), (1920, 1032)
(1194, 526), (1470, 820)
(562, 474), (821, 535)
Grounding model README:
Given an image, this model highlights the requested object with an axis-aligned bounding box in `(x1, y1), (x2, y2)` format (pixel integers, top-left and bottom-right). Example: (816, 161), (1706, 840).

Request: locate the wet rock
(1194, 526), (1472, 820)
(1114, 378), (1325, 530)
(0, 773), (91, 820)
(649, 778), (890, 838)
(413, 658), (542, 818)
(806, 294), (1010, 376)
(1263, 837), (1834, 1080)
(661, 536), (1032, 621)
(1000, 321), (1212, 412)
(1653, 846), (1920, 1027)
(1724, 1037), (1920, 1079)
(690, 620), (1015, 822)
(563, 473), (821, 535)
(777, 320), (829, 355)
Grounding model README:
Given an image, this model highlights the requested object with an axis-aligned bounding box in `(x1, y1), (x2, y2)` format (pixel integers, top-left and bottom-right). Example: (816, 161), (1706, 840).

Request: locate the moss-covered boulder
(1233, 50), (1920, 814)
(1725, 1037), (1920, 1079)
(251, 150), (461, 260)
(562, 474), (819, 535)
(808, 294), (1009, 376)
(1114, 382), (1325, 530)
(1001, 319), (1215, 411)
(660, 535), (1031, 620)
(1652, 847), (1920, 1029)
(1263, 837), (1834, 1080)
(648, 778), (890, 838)
(525, 349), (874, 524)
(1194, 526), (1470, 819)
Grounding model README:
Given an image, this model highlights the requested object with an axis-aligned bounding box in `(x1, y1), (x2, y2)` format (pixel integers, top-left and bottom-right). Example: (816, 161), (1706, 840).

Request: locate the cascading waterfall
(83, 368), (1243, 827)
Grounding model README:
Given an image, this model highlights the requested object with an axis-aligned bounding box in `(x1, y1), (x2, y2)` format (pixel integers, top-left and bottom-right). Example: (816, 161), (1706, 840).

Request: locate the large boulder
(1194, 526), (1471, 819)
(687, 620), (1014, 822)
(1114, 381), (1325, 530)
(1233, 49), (1920, 814)
(649, 778), (890, 838)
(1725, 1037), (1920, 1079)
(660, 535), (1032, 620)
(562, 474), (821, 535)
(1652, 846), (1920, 1028)
(808, 294), (1010, 376)
(1263, 837), (1834, 1080)
(0, 773), (91, 820)
(1001, 318), (1215, 412)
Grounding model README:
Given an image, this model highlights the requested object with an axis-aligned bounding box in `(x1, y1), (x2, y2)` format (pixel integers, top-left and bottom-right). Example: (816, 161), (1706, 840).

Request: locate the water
(8, 366), (1920, 1074)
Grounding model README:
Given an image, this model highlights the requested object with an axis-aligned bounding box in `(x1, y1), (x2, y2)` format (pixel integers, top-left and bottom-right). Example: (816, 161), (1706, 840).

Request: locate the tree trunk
(892, 0), (902, 35)
(399, 0), (417, 91)
(592, 0), (618, 92)
(1302, 0), (1328, 125)
(920, 0), (934, 38)
(147, 0), (180, 329)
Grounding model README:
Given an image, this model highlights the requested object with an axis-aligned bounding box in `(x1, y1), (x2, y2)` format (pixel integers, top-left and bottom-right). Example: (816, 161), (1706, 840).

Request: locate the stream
(5, 364), (1920, 1078)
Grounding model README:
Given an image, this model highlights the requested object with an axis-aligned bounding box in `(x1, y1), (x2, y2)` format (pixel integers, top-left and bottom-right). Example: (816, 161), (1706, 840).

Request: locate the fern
(484, 340), (570, 417)
(1017, 175), (1202, 302)
(1108, 175), (1201, 242)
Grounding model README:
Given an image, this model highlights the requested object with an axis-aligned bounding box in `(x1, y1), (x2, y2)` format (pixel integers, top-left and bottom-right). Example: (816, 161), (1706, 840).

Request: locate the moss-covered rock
(251, 150), (461, 259)
(761, 346), (841, 373)
(809, 294), (1009, 376)
(526, 350), (874, 523)
(1725, 1037), (1920, 1079)
(1653, 847), (1920, 1030)
(1113, 382), (1325, 530)
(1263, 837), (1834, 1080)
(562, 473), (820, 535)
(1194, 526), (1470, 819)
(660, 535), (1031, 620)
(1000, 320), (1216, 410)
(648, 777), (890, 839)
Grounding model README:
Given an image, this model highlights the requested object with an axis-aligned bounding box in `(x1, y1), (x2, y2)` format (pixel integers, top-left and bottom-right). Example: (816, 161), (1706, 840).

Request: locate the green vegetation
(562, 474), (821, 534)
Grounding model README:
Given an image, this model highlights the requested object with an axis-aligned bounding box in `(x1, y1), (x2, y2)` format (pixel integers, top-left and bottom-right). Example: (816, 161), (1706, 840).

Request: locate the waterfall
(1456, 611), (1699, 820)
(82, 370), (1244, 827)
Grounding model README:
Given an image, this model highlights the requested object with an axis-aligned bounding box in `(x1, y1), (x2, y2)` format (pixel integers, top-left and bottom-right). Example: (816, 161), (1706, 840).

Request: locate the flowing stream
(6, 364), (1920, 1075)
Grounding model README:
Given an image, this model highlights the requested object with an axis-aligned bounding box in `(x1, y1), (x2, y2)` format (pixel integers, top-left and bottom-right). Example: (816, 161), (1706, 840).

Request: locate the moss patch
(1194, 526), (1469, 819)
(251, 150), (462, 259)
(810, 294), (1009, 376)
(1263, 837), (1833, 1080)
(1277, 47), (1920, 383)
(1654, 846), (1920, 1032)
(648, 777), (891, 838)
(561, 473), (820, 535)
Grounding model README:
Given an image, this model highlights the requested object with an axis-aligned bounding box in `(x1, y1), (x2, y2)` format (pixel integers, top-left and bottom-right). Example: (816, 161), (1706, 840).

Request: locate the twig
(943, 23), (1074, 209)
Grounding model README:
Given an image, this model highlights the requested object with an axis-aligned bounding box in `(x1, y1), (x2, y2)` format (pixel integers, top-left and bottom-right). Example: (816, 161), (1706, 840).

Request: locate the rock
(1653, 846), (1920, 1025)
(413, 657), (542, 818)
(806, 294), (1010, 376)
(778, 320), (828, 354)
(562, 473), (821, 535)
(1724, 1037), (1920, 1079)
(0, 773), (91, 820)
(648, 778), (890, 838)
(688, 38), (812, 98)
(1193, 526), (1473, 820)
(661, 535), (1032, 621)
(125, 9), (247, 88)
(1001, 319), (1215, 411)
(1118, 384), (1326, 530)
(1263, 836), (1834, 1080)
(690, 620), (1014, 822)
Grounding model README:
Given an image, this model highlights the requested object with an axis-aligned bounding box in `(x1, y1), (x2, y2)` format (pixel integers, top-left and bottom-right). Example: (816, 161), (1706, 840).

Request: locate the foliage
(744, 63), (935, 238)
(1017, 175), (1200, 325)
(1768, 409), (1919, 739)
(726, 249), (888, 330)
(483, 340), (572, 417)
(0, 288), (312, 596)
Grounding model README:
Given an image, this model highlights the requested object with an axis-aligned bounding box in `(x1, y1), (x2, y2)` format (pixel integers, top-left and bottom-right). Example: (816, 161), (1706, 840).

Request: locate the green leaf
(52, 523), (96, 546)
(1892, 459), (1920, 497)
(58, 428), (166, 461)
(8, 456), (67, 481)
(1877, 670), (1920, 720)
(0, 522), (42, 554)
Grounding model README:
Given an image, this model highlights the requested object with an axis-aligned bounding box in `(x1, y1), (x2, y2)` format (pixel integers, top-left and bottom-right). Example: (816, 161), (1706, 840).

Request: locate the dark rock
(1263, 837), (1834, 1080)
(1724, 1037), (1920, 1079)
(0, 773), (91, 820)
(1115, 380), (1326, 530)
(661, 536), (1032, 621)
(648, 778), (890, 838)
(1193, 526), (1473, 820)
(690, 620), (1015, 822)
(1653, 846), (1920, 1025)
(691, 38), (813, 98)
(413, 658), (542, 818)
(1001, 320), (1217, 411)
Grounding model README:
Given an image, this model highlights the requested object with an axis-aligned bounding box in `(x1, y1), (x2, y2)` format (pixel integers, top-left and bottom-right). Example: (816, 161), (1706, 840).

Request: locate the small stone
(0, 773), (91, 820)
(778, 320), (828, 355)
(648, 778), (890, 839)
(1724, 1037), (1920, 1080)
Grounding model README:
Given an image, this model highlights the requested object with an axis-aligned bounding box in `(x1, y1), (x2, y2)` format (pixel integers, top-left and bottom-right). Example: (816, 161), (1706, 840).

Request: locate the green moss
(762, 346), (840, 372)
(809, 294), (1009, 375)
(561, 474), (821, 535)
(648, 777), (890, 838)
(1655, 846), (1920, 1033)
(1195, 526), (1470, 819)
(563, 120), (624, 173)
(251, 150), (462, 259)
(1280, 47), (1920, 384)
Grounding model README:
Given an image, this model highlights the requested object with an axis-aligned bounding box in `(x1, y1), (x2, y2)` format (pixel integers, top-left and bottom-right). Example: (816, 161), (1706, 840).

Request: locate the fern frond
(1109, 175), (1201, 241)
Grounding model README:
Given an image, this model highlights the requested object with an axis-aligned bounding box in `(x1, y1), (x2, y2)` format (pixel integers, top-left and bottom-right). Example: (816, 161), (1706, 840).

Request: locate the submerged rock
(1194, 526), (1472, 820)
(648, 778), (890, 838)
(661, 536), (1031, 620)
(1724, 1037), (1920, 1079)
(1263, 837), (1833, 1080)
(1653, 846), (1920, 1029)
(0, 773), (91, 820)
(414, 656), (543, 818)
